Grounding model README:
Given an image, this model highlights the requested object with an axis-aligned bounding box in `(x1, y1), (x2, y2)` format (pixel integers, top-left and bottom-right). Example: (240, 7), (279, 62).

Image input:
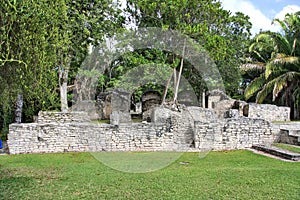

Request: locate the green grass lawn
(273, 143), (300, 154)
(0, 150), (299, 200)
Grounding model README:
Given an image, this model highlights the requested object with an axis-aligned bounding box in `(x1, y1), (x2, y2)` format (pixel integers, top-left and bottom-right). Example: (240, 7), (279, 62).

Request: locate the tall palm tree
(244, 12), (300, 119)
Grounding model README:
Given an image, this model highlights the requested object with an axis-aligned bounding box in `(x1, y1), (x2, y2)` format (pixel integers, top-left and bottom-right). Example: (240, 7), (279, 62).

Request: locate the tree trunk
(161, 73), (173, 105)
(15, 93), (23, 123)
(59, 68), (69, 112)
(295, 105), (300, 120)
(173, 39), (186, 103)
(173, 67), (177, 95)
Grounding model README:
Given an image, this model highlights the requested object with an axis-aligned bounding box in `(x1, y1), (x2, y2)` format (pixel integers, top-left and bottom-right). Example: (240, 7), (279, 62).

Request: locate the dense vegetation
(0, 0), (299, 139)
(0, 0), (122, 138)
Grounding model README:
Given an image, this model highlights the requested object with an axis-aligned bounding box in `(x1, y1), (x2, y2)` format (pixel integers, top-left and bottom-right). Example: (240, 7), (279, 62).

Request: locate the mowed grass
(273, 143), (300, 154)
(0, 150), (299, 200)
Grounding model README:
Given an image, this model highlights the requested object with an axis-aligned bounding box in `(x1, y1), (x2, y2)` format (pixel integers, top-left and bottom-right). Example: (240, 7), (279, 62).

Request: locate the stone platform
(252, 144), (300, 161)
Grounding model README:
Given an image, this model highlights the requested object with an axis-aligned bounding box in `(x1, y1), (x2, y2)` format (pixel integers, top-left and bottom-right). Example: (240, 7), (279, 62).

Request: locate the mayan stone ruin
(7, 89), (292, 154)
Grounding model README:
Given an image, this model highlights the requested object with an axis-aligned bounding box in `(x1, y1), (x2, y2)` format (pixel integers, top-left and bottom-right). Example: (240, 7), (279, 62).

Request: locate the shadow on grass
(0, 167), (36, 199)
(91, 151), (183, 173)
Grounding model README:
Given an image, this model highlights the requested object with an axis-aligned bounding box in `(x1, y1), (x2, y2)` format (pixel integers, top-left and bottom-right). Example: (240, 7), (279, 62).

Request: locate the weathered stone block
(110, 111), (132, 125)
(245, 103), (290, 122)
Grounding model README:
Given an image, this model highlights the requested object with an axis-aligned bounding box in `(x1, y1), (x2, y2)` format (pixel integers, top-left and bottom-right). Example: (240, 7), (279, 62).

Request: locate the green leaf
(244, 74), (265, 100)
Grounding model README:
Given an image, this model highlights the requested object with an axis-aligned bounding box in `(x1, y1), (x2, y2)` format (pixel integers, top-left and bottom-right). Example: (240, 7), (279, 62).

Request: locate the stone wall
(207, 89), (230, 109)
(207, 89), (290, 122)
(273, 122), (300, 146)
(8, 109), (279, 154)
(71, 101), (100, 120)
(276, 129), (300, 146)
(273, 122), (300, 130)
(245, 103), (290, 122)
(8, 122), (178, 154)
(194, 118), (276, 151)
(37, 111), (90, 123)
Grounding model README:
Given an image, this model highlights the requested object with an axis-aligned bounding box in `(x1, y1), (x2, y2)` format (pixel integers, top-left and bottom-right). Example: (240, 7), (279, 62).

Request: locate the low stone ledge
(37, 111), (90, 123)
(252, 144), (300, 161)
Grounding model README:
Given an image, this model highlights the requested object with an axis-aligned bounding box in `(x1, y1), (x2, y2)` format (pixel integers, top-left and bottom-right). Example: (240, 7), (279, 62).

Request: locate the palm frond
(265, 54), (300, 79)
(255, 33), (272, 43)
(244, 74), (265, 100)
(249, 42), (269, 62)
(273, 72), (300, 101)
(265, 62), (273, 80)
(264, 60), (284, 80)
(240, 63), (265, 72)
(272, 74), (289, 101)
(247, 12), (300, 105)
(270, 33), (292, 55)
(256, 79), (276, 103)
(272, 18), (288, 34)
(258, 32), (292, 55)
(272, 54), (300, 65)
(254, 50), (268, 62)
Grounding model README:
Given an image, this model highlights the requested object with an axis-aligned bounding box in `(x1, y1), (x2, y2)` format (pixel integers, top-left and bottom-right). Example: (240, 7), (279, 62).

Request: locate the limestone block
(110, 111), (132, 125)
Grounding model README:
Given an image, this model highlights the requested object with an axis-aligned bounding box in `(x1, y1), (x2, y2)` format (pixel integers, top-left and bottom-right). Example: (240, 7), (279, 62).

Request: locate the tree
(245, 12), (300, 119)
(57, 0), (123, 112)
(0, 0), (62, 128)
(125, 0), (251, 97)
(0, 0), (123, 137)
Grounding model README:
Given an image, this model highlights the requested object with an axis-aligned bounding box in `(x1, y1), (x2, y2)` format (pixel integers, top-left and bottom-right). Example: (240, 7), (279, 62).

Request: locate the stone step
(252, 144), (300, 161)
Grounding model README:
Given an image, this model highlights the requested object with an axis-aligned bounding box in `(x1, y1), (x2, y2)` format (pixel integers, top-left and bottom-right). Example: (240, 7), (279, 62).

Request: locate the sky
(221, 0), (300, 35)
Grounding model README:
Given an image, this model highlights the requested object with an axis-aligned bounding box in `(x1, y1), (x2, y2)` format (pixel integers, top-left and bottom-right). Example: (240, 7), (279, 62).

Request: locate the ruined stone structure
(273, 122), (300, 146)
(7, 89), (292, 154)
(207, 90), (290, 122)
(243, 103), (290, 122)
(207, 89), (231, 109)
(96, 92), (112, 119)
(141, 90), (162, 112)
(96, 89), (131, 120)
(195, 118), (275, 150)
(8, 109), (192, 154)
(37, 111), (90, 123)
(8, 106), (278, 154)
(177, 90), (199, 106)
(141, 90), (162, 122)
(276, 129), (300, 146)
